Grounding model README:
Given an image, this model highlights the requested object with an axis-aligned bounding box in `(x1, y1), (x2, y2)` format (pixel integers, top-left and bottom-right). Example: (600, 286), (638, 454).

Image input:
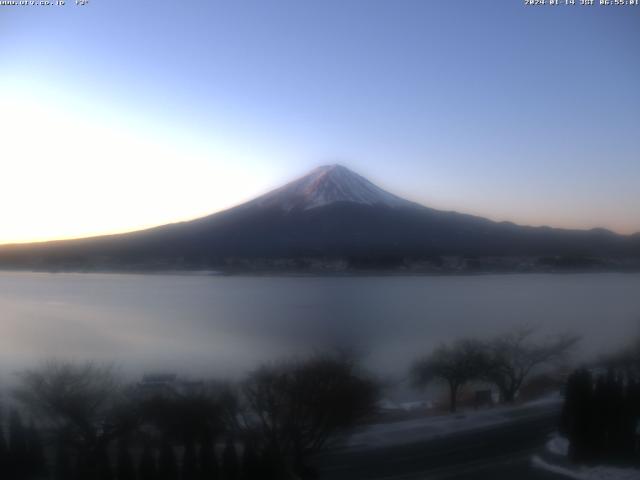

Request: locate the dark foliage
(138, 442), (157, 480)
(411, 339), (488, 413)
(0, 411), (50, 479)
(242, 354), (379, 474)
(182, 439), (198, 480)
(221, 438), (239, 480)
(5, 409), (50, 479)
(258, 443), (285, 480)
(116, 438), (136, 480)
(8, 410), (29, 474)
(158, 438), (179, 480)
(198, 435), (219, 480)
(560, 367), (640, 464)
(0, 422), (7, 470)
(26, 421), (47, 477)
(53, 443), (73, 480)
(240, 438), (261, 480)
(96, 444), (113, 480)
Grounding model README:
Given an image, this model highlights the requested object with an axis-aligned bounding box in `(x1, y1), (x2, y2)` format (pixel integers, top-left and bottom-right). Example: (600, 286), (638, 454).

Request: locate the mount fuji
(0, 165), (638, 272)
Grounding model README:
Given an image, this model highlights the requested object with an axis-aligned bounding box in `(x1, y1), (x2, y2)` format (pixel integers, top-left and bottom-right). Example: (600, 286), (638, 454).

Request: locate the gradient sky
(1, 0), (639, 244)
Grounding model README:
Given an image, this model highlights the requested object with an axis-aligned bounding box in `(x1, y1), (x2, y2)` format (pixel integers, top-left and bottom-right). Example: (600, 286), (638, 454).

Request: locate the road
(316, 406), (569, 480)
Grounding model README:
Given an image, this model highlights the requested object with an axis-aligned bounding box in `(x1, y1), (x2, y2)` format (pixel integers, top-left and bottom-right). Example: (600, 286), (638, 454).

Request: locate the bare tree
(411, 339), (488, 413)
(13, 361), (133, 458)
(599, 332), (640, 378)
(484, 327), (579, 403)
(241, 354), (379, 477)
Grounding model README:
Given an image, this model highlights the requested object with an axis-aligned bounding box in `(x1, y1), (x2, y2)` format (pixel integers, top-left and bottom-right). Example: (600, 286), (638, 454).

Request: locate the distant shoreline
(1, 265), (640, 278)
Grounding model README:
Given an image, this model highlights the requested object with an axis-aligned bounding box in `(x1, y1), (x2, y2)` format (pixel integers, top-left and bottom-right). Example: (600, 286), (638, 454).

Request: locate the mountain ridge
(0, 165), (638, 272)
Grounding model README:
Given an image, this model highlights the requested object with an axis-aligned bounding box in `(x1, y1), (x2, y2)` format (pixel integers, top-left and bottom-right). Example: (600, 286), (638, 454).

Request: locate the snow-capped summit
(252, 164), (416, 212)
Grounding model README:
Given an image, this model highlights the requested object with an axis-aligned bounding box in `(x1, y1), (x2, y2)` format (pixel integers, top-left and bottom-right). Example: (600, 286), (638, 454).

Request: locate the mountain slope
(0, 165), (638, 271)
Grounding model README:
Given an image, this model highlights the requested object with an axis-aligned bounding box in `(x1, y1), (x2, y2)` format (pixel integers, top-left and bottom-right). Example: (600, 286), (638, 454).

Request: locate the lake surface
(1, 271), (639, 389)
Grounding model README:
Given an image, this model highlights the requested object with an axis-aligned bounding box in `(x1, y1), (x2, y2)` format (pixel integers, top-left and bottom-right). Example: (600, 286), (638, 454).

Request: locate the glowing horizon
(5, 204), (637, 247)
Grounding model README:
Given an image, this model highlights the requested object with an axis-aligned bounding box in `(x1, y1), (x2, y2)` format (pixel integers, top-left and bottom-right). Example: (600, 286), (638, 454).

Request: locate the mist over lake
(1, 271), (639, 388)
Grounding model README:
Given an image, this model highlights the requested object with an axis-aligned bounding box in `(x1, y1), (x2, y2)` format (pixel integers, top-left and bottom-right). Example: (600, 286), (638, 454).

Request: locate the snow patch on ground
(347, 393), (562, 450)
(532, 455), (640, 480)
(533, 432), (640, 480)
(546, 433), (569, 457)
(378, 398), (432, 412)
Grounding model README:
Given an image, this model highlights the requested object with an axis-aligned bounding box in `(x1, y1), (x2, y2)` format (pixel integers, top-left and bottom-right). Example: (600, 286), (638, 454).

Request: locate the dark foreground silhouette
(1, 355), (378, 480)
(2, 331), (638, 479)
(560, 339), (640, 466)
